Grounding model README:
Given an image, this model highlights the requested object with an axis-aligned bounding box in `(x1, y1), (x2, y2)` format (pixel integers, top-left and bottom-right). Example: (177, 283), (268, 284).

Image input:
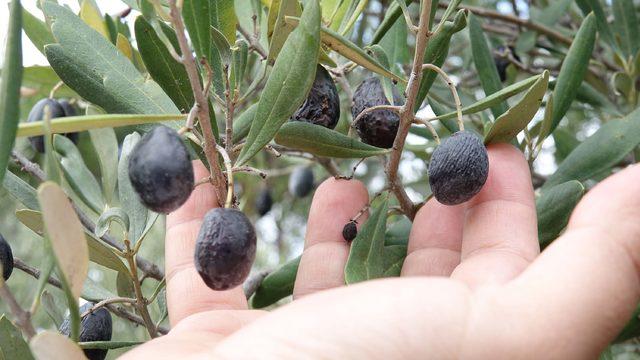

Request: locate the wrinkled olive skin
(494, 46), (520, 82)
(27, 98), (78, 153)
(342, 221), (357, 242)
(60, 303), (113, 360)
(195, 208), (257, 291)
(428, 131), (489, 205)
(291, 65), (341, 129)
(352, 77), (403, 149)
(0, 234), (14, 282)
(255, 189), (273, 217)
(128, 126), (194, 214)
(288, 166), (314, 198)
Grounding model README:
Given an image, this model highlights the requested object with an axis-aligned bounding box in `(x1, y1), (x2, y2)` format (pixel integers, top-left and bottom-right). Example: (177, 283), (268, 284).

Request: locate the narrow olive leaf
(3, 171), (40, 210)
(468, 13), (507, 119)
(53, 135), (105, 214)
(536, 94), (554, 146)
(268, 0), (301, 63)
(210, 26), (233, 66)
(544, 107), (640, 188)
(22, 5), (55, 55)
(0, 316), (34, 360)
(484, 70), (549, 144)
(612, 0), (640, 58)
(89, 127), (118, 204)
(117, 271), (136, 298)
(30, 331), (86, 360)
(42, 2), (180, 124)
(553, 127), (580, 162)
(79, 0), (109, 38)
(384, 217), (411, 246)
(232, 103), (258, 143)
(550, 13), (596, 132)
(232, 39), (249, 91)
(379, 11), (409, 71)
(367, 45), (396, 104)
(135, 17), (193, 112)
(536, 181), (584, 248)
(236, 1), (321, 166)
(415, 10), (467, 110)
(95, 207), (130, 238)
(17, 114), (186, 137)
(370, 0), (410, 44)
(516, 0), (572, 53)
(182, 0), (226, 97)
(14, 209), (129, 275)
(38, 182), (89, 300)
(275, 122), (390, 158)
(118, 133), (148, 243)
(427, 74), (540, 122)
(41, 290), (63, 328)
(284, 17), (405, 84)
(250, 255), (301, 309)
(115, 33), (134, 60)
(382, 245), (407, 277)
(578, 0), (616, 52)
(0, 0), (23, 188)
(345, 198), (389, 284)
(82, 276), (118, 302)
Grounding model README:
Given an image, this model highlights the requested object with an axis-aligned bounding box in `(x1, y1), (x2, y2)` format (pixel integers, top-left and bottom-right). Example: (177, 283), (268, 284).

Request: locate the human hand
(123, 144), (640, 359)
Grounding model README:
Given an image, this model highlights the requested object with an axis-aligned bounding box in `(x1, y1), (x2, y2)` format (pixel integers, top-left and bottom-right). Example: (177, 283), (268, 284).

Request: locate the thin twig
(168, 0), (228, 206)
(420, 63), (464, 131)
(123, 239), (157, 338)
(216, 145), (234, 208)
(413, 117), (440, 144)
(238, 24), (268, 60)
(0, 284), (36, 339)
(82, 297), (137, 318)
(233, 166), (267, 179)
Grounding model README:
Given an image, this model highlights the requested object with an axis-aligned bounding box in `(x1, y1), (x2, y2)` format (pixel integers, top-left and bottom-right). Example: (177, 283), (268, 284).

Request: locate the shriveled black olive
(291, 65), (341, 129)
(255, 189), (273, 217)
(288, 166), (314, 198)
(351, 77), (403, 149)
(60, 303), (112, 360)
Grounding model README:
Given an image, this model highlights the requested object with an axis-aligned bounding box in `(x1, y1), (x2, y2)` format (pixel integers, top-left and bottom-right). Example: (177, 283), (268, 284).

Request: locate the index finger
(165, 161), (247, 326)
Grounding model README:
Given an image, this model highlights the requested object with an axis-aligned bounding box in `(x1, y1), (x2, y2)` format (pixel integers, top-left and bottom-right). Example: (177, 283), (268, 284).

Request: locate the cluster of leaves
(0, 0), (640, 358)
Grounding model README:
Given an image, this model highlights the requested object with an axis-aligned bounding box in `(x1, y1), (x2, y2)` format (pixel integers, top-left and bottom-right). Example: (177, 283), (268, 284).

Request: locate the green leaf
(415, 10), (466, 110)
(484, 70), (549, 144)
(379, 12), (409, 71)
(232, 103), (258, 143)
(232, 39), (249, 91)
(550, 13), (597, 132)
(3, 171), (40, 210)
(0, 316), (34, 360)
(135, 16), (193, 113)
(79, 341), (143, 350)
(30, 332), (85, 359)
(95, 207), (130, 238)
(370, 0), (409, 44)
(250, 255), (301, 309)
(553, 128), (580, 162)
(53, 135), (105, 214)
(0, 0), (23, 190)
(612, 0), (640, 58)
(22, 5), (54, 55)
(236, 0), (321, 166)
(536, 181), (584, 248)
(41, 290), (63, 328)
(345, 198), (389, 284)
(384, 217), (411, 246)
(426, 75), (541, 122)
(38, 182), (89, 301)
(15, 209), (129, 275)
(285, 17), (405, 84)
(17, 114), (186, 137)
(469, 13), (507, 119)
(577, 0), (616, 51)
(89, 127), (118, 205)
(275, 122), (390, 158)
(382, 245), (407, 277)
(268, 0), (301, 63)
(545, 108), (640, 188)
(118, 133), (149, 243)
(42, 2), (180, 122)
(211, 26), (233, 68)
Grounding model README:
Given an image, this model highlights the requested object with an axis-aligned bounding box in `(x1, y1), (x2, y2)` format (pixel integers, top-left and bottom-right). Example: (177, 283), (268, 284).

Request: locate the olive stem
(223, 65), (239, 160)
(168, 0), (228, 206)
(82, 297), (137, 318)
(123, 239), (158, 338)
(0, 284), (36, 339)
(351, 105), (402, 129)
(243, 271), (270, 298)
(386, 0), (434, 220)
(233, 166), (268, 179)
(237, 24), (268, 60)
(48, 81), (65, 99)
(179, 104), (198, 135)
(216, 144), (235, 208)
(420, 64), (464, 132)
(350, 190), (386, 223)
(413, 116), (441, 144)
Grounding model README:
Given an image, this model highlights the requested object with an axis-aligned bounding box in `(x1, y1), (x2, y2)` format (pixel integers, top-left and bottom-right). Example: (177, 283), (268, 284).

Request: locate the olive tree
(0, 0), (638, 358)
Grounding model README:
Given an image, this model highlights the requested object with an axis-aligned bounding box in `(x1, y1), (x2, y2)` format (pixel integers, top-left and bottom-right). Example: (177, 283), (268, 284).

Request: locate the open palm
(123, 144), (640, 359)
